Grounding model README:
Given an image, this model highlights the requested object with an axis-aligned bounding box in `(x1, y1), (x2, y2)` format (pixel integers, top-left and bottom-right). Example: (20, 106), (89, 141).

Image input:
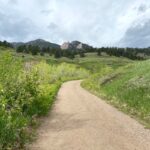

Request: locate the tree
(40, 51), (45, 56)
(97, 49), (101, 56)
(31, 46), (40, 55)
(47, 47), (53, 56)
(16, 45), (26, 53)
(79, 50), (85, 58)
(54, 49), (62, 58)
(0, 40), (13, 48)
(69, 51), (75, 59)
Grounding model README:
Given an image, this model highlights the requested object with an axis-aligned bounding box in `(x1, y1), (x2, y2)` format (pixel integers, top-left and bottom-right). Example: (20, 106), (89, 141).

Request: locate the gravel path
(30, 80), (150, 150)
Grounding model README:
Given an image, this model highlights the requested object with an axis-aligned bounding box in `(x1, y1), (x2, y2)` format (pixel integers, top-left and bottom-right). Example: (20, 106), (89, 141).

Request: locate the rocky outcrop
(61, 42), (74, 50)
(61, 41), (92, 50)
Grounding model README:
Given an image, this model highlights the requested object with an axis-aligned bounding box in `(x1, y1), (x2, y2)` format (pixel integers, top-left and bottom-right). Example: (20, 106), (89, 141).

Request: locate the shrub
(0, 52), (88, 149)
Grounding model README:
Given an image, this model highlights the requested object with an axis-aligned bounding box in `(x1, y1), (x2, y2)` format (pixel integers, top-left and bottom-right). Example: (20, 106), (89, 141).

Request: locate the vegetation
(0, 39), (150, 60)
(16, 45), (40, 55)
(16, 43), (150, 60)
(0, 40), (13, 48)
(0, 52), (88, 149)
(1, 44), (150, 149)
(76, 53), (132, 71)
(95, 47), (150, 60)
(82, 59), (150, 127)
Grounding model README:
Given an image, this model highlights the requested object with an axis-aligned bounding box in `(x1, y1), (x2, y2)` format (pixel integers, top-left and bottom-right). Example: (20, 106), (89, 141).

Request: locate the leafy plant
(0, 52), (88, 149)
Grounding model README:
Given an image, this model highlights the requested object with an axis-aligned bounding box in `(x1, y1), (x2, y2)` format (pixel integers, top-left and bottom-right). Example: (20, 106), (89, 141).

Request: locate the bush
(0, 52), (88, 149)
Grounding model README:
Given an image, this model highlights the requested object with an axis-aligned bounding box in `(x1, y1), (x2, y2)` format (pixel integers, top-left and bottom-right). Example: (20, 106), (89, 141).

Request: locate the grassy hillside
(1, 46), (149, 149)
(76, 53), (133, 71)
(6, 49), (132, 69)
(82, 60), (150, 128)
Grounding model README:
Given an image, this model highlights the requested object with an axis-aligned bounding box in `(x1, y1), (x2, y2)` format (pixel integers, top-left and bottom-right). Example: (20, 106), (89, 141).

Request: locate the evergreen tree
(40, 51), (45, 56)
(16, 45), (26, 53)
(31, 46), (40, 55)
(97, 49), (101, 56)
(79, 50), (85, 58)
(54, 49), (62, 58)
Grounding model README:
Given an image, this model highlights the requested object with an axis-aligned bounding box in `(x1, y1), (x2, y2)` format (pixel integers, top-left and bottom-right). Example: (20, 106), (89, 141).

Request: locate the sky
(0, 0), (150, 47)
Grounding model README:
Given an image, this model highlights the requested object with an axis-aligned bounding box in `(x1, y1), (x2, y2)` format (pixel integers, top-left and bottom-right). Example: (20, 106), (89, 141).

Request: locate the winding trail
(30, 80), (150, 150)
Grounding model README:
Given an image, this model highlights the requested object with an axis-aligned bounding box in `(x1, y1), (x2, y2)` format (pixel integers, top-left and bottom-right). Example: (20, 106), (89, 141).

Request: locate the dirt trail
(30, 80), (150, 150)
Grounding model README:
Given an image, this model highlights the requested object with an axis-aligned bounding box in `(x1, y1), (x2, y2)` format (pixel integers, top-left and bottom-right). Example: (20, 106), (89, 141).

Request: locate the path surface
(30, 80), (150, 150)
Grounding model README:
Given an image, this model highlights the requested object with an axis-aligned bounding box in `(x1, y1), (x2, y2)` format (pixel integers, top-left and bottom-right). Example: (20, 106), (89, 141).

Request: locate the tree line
(95, 47), (150, 60)
(0, 40), (13, 48)
(16, 44), (86, 58)
(1, 40), (149, 60)
(16, 44), (150, 60)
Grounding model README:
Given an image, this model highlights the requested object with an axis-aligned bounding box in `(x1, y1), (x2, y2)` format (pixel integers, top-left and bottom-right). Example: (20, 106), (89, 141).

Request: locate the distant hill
(11, 39), (93, 51)
(12, 39), (60, 49)
(12, 42), (24, 48)
(61, 41), (93, 50)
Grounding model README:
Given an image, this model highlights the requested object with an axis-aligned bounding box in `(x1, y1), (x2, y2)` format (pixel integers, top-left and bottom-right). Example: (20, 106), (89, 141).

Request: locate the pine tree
(54, 49), (62, 58)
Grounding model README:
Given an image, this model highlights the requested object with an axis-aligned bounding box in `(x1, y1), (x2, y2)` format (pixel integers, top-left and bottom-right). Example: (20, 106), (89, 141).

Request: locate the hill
(82, 59), (150, 127)
(12, 39), (60, 49)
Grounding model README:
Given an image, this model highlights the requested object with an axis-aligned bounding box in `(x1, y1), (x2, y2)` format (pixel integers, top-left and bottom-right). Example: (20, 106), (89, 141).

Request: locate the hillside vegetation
(0, 52), (88, 149)
(82, 60), (150, 127)
(1, 39), (150, 60)
(0, 46), (150, 149)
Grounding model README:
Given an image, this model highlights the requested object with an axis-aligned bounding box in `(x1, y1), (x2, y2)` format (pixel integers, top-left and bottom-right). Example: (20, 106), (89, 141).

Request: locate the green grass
(1, 47), (149, 149)
(82, 60), (150, 128)
(78, 55), (132, 72)
(0, 51), (88, 149)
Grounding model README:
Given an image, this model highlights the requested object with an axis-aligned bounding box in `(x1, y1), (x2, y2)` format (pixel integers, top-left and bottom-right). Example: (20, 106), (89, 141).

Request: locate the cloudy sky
(0, 0), (150, 47)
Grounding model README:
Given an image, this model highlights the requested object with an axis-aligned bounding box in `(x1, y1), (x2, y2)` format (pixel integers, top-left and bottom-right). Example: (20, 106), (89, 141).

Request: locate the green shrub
(0, 52), (88, 149)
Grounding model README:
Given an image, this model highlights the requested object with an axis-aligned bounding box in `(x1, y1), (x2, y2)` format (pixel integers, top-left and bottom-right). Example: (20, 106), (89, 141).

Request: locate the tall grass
(0, 52), (88, 149)
(82, 60), (150, 127)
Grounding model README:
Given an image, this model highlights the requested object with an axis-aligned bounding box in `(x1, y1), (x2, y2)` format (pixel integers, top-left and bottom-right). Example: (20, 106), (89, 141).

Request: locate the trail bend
(30, 80), (150, 150)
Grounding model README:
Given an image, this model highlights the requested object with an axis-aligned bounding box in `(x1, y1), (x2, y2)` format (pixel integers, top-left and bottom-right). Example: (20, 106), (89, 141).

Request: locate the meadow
(0, 50), (88, 149)
(0, 47), (150, 149)
(82, 58), (150, 128)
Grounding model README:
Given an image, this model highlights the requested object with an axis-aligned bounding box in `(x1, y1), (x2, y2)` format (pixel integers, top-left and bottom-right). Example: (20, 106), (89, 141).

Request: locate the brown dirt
(30, 80), (150, 150)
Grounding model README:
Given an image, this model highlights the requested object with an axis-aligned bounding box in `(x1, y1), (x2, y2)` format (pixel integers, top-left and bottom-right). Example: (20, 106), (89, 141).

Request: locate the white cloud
(0, 0), (150, 47)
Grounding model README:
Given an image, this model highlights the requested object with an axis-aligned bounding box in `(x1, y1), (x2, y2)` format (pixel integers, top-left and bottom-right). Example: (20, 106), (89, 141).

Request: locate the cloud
(138, 4), (147, 13)
(0, 0), (150, 47)
(41, 9), (53, 15)
(48, 22), (58, 30)
(8, 0), (18, 4)
(0, 11), (39, 42)
(118, 1), (150, 48)
(119, 19), (150, 48)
